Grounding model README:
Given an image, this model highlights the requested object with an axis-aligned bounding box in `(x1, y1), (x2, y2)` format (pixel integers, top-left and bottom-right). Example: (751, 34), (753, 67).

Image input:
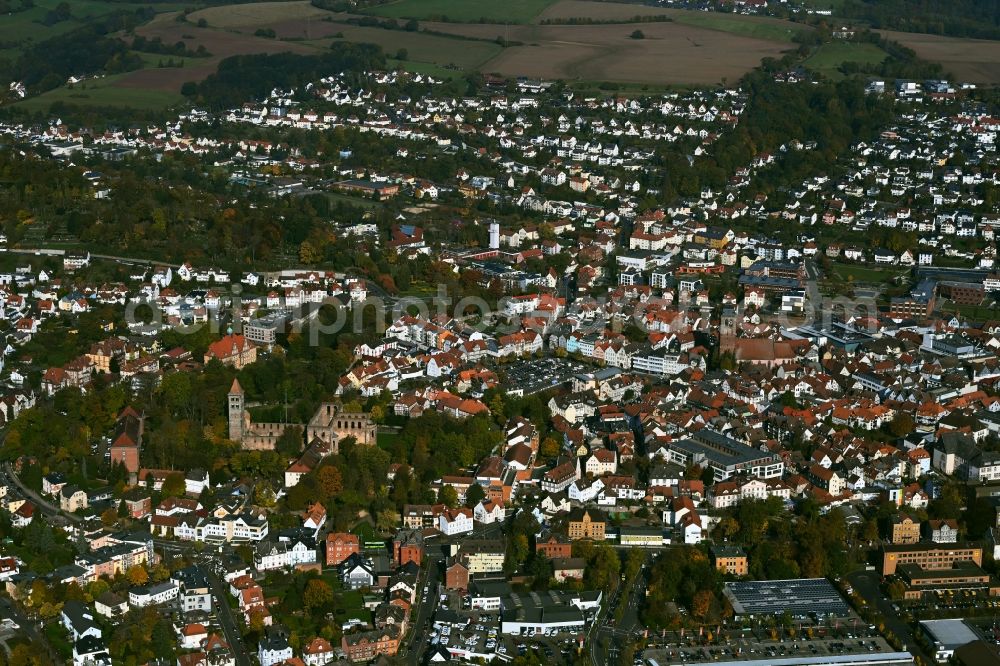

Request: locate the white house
(438, 508), (474, 536)
(128, 581), (179, 607)
(473, 500), (505, 525)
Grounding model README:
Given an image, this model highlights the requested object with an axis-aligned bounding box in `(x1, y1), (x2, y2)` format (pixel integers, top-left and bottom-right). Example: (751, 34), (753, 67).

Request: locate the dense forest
(0, 8), (154, 94)
(184, 44), (387, 109)
(838, 0), (1000, 39)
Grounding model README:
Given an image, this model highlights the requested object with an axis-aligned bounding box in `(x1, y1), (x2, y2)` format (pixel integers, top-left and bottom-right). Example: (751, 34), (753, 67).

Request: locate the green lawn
(14, 73), (185, 112)
(829, 263), (907, 284)
(368, 0), (555, 23)
(322, 191), (382, 209)
(376, 431), (399, 453)
(668, 10), (808, 42)
(938, 300), (1000, 320)
(805, 42), (888, 76)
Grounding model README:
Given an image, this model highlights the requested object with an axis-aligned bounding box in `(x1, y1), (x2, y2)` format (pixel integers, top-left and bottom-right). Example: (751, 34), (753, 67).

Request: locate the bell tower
(228, 378), (245, 442)
(720, 304), (738, 337)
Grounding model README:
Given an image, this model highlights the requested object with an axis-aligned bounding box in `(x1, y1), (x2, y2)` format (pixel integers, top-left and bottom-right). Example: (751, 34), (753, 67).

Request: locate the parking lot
(430, 604), (588, 664)
(500, 357), (588, 396)
(642, 633), (896, 664)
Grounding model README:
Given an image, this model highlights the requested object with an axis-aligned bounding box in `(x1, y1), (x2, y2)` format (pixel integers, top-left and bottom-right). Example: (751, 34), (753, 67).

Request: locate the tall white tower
(489, 221), (500, 250)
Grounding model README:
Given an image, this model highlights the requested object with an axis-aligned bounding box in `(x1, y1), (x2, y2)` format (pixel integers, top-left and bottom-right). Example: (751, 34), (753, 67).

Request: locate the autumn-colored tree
(64, 582), (87, 602)
(377, 274), (397, 294)
(248, 607), (266, 633)
(37, 601), (62, 619)
(316, 465), (343, 499)
(303, 578), (333, 611)
(887, 412), (915, 438)
(28, 580), (49, 609)
(100, 507), (119, 527)
(299, 240), (321, 264)
(540, 437), (560, 460)
(126, 565), (149, 586)
(691, 589), (713, 620)
(9, 644), (46, 666)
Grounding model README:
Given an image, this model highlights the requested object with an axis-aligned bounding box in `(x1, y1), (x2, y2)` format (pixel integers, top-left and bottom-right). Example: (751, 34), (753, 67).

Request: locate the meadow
(804, 42), (888, 76)
(367, 0), (556, 24)
(14, 73), (185, 112)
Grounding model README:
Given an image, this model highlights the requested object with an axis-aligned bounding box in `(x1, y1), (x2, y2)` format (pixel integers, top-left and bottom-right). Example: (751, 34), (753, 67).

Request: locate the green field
(14, 73), (185, 112)
(669, 10), (808, 42)
(568, 79), (681, 96)
(387, 57), (459, 80)
(319, 26), (502, 69)
(133, 51), (196, 69)
(368, 0), (556, 24)
(798, 0), (847, 9)
(805, 42), (888, 75)
(0, 0), (194, 46)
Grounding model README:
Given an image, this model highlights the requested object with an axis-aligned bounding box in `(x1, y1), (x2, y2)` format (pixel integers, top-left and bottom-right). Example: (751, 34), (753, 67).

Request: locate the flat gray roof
(919, 619), (979, 649)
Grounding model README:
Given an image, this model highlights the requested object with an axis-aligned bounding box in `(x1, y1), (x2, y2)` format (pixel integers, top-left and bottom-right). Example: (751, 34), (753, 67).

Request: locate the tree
(505, 533), (529, 574)
(275, 426), (304, 458)
(126, 565), (149, 586)
(9, 644), (46, 666)
(255, 483), (277, 507)
(540, 437), (560, 460)
(299, 240), (321, 264)
(438, 485), (458, 508)
(248, 607), (266, 633)
(161, 472), (186, 498)
(630, 29), (645, 39)
(691, 590), (714, 621)
(887, 412), (915, 438)
(316, 465), (343, 500)
(151, 619), (177, 659)
(100, 507), (118, 527)
(303, 578), (333, 612)
(465, 482), (486, 508)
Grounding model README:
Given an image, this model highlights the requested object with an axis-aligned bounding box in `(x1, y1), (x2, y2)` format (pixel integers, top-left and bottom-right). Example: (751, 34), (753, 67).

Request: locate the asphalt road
(590, 552), (651, 666)
(0, 597), (60, 664)
(401, 556), (440, 662)
(845, 570), (929, 663)
(1, 462), (254, 666)
(2, 462), (79, 523)
(206, 567), (253, 666)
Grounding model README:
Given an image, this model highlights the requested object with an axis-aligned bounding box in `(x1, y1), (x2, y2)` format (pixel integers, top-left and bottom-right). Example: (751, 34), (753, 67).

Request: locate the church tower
(720, 304), (738, 337)
(228, 378), (245, 442)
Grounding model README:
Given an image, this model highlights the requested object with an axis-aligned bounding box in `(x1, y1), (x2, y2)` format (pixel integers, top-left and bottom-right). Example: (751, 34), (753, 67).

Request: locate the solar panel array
(725, 578), (851, 616)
